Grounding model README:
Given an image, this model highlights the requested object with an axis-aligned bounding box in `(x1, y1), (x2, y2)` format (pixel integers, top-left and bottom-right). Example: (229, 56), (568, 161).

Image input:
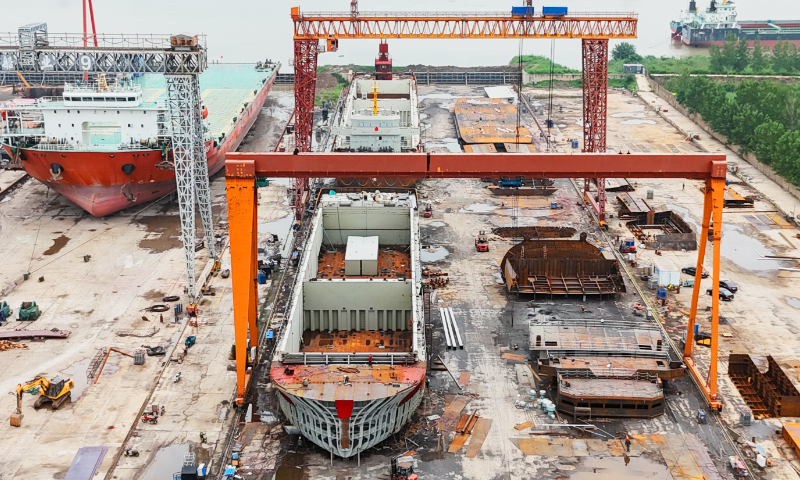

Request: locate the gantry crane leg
(226, 163), (259, 403)
(166, 74), (200, 301)
(581, 39), (609, 224)
(684, 176), (726, 410)
(292, 38), (318, 219)
(191, 77), (217, 260)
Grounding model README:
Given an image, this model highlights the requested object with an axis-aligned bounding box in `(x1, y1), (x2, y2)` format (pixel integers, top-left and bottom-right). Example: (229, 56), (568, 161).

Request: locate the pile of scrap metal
(499, 232), (625, 297)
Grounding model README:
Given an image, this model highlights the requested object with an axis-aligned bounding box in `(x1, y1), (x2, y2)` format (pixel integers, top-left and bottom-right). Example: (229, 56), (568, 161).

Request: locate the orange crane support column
(684, 176), (726, 409)
(226, 161), (259, 403)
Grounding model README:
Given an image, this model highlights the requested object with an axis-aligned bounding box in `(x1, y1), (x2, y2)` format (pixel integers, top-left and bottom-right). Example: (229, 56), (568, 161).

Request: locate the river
(5, 0), (800, 70)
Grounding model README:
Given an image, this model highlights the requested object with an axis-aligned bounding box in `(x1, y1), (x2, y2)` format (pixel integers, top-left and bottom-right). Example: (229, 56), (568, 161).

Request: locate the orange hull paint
(4, 74), (275, 217)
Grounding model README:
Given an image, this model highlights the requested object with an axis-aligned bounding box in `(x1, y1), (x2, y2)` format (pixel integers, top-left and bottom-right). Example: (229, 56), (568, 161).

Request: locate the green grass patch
(510, 55), (579, 74)
(315, 84), (344, 106)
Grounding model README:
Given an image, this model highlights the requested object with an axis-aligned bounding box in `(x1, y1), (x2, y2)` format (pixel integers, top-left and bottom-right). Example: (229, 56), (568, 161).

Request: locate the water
(139, 444), (191, 480)
(59, 358), (92, 401)
(720, 224), (781, 274)
(420, 246), (449, 262)
(19, 0), (800, 70)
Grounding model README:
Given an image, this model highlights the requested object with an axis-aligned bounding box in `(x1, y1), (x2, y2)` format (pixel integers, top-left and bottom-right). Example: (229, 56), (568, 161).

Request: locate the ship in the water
(329, 42), (420, 188)
(270, 189), (426, 458)
(1, 62), (278, 216)
(671, 0), (800, 48)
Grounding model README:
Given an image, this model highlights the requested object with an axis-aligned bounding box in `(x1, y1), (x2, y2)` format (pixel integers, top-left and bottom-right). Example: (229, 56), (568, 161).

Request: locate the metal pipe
(447, 307), (463, 349)
(438, 307), (453, 349)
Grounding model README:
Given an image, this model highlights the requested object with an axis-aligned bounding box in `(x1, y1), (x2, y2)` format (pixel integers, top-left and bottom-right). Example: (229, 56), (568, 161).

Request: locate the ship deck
(317, 247), (412, 279)
(301, 329), (413, 353)
(138, 63), (277, 140)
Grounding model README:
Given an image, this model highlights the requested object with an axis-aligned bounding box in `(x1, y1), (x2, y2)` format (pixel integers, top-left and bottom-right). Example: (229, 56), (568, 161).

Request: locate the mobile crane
(10, 376), (75, 426)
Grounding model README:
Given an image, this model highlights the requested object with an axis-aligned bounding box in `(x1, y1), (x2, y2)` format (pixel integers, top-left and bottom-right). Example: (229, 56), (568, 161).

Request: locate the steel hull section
(3, 73), (276, 217)
(272, 363), (425, 458)
(335, 178), (418, 188)
(673, 24), (800, 47)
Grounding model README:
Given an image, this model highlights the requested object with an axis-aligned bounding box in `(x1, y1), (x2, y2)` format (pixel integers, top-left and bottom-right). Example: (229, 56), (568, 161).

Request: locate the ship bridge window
(128, 97), (135, 101)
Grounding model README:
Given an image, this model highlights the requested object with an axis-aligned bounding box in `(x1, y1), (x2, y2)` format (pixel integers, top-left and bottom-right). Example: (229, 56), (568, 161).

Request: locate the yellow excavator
(10, 376), (75, 427)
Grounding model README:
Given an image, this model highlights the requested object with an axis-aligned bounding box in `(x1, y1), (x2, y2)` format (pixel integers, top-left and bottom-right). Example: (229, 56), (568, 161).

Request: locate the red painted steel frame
(293, 39), (318, 219)
(582, 39), (608, 222)
(225, 151), (727, 409)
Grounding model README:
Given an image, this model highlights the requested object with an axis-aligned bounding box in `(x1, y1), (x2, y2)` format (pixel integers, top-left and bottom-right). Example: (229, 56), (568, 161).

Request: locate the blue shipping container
(512, 6), (533, 15)
(542, 6), (568, 15)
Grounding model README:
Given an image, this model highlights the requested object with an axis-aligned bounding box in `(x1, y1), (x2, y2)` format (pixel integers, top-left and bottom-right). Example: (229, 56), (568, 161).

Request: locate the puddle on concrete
(666, 204), (700, 232)
(258, 212), (294, 240)
(419, 113), (429, 120)
(620, 119), (657, 125)
(98, 330), (111, 339)
(492, 272), (505, 284)
(421, 246), (449, 263)
(59, 358), (92, 401)
(462, 202), (497, 213)
(142, 289), (166, 300)
(428, 221), (446, 227)
(101, 363), (119, 376)
(786, 297), (800, 309)
(43, 235), (70, 255)
(569, 456), (670, 479)
(720, 224), (781, 274)
(140, 443), (191, 480)
(135, 216), (181, 253)
(612, 112), (647, 118)
(275, 453), (307, 480)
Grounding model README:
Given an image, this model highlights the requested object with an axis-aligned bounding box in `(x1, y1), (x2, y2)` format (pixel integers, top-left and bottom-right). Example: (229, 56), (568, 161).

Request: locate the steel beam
(292, 11), (638, 40)
(224, 151), (728, 409)
(226, 152), (727, 180)
(582, 39), (608, 223)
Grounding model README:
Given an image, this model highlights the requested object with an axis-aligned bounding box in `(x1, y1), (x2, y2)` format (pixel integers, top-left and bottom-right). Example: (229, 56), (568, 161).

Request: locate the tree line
(667, 76), (800, 185)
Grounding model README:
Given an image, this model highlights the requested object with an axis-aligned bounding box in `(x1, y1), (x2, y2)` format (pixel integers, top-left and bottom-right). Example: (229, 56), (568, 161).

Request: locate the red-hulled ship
(1, 62), (278, 216)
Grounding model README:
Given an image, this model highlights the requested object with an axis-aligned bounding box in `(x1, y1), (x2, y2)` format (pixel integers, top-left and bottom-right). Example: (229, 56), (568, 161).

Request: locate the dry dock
(2, 76), (800, 480)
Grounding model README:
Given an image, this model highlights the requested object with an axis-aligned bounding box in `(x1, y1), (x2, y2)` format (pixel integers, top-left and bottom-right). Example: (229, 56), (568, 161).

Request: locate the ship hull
(335, 178), (418, 188)
(3, 73), (276, 217)
(674, 24), (800, 47)
(272, 363), (425, 458)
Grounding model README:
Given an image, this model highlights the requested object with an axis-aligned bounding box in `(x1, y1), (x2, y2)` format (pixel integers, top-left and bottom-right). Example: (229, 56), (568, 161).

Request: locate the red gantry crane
(289, 2), (638, 221)
(225, 151), (727, 411)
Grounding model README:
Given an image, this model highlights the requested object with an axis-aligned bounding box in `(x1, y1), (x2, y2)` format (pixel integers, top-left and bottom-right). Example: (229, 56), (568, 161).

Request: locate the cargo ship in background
(330, 41), (420, 188)
(270, 189), (426, 458)
(1, 62), (278, 216)
(671, 0), (800, 47)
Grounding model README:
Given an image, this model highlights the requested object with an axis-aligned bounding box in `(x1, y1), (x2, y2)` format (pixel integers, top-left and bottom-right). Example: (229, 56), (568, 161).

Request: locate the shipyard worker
(625, 436), (631, 452)
(368, 354), (373, 366)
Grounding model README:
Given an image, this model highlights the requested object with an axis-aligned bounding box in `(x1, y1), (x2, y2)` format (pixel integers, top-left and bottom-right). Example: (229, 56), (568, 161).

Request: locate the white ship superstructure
(332, 77), (420, 152)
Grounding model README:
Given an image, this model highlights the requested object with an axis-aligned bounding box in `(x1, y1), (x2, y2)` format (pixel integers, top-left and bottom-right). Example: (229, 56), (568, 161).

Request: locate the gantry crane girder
(288, 6), (638, 221)
(225, 151), (727, 410)
(291, 10), (638, 39)
(0, 25), (215, 301)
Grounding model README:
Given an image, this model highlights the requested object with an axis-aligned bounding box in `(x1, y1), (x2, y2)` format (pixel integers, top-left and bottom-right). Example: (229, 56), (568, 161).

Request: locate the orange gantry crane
(225, 151), (727, 410)
(289, 2), (639, 221)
